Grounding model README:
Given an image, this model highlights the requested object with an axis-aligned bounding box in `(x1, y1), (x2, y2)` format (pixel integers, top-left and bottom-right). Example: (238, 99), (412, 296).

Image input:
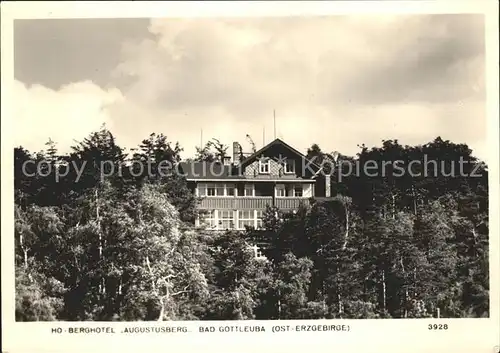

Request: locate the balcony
(198, 196), (310, 210)
(199, 197), (272, 210)
(275, 197), (310, 210)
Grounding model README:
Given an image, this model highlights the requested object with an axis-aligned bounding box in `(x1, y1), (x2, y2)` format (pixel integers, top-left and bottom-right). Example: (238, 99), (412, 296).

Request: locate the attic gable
(239, 138), (321, 171)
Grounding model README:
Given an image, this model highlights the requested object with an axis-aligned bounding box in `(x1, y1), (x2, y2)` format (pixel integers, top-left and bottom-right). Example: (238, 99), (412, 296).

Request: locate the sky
(13, 15), (487, 161)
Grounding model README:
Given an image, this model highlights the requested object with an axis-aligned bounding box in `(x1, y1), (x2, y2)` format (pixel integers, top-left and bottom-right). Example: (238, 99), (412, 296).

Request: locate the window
(256, 210), (264, 229)
(198, 183), (235, 197)
(238, 210), (254, 229)
(294, 184), (303, 197)
(200, 210), (216, 228)
(219, 210), (234, 229)
(259, 159), (270, 174)
(284, 159), (295, 174)
(276, 184), (286, 197)
(215, 184), (225, 196)
(198, 184), (207, 197)
(244, 184), (254, 196)
(205, 184), (216, 196)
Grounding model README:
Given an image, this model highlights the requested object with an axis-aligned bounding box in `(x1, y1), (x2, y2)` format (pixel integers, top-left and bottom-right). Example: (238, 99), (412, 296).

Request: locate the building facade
(180, 138), (332, 231)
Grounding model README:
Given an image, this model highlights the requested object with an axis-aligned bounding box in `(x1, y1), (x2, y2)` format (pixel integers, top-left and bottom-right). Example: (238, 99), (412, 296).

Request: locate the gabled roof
(239, 138), (321, 169)
(179, 138), (322, 181)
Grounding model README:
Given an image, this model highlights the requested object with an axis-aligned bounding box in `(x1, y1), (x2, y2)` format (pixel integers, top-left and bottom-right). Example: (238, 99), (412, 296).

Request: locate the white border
(1, 2), (499, 353)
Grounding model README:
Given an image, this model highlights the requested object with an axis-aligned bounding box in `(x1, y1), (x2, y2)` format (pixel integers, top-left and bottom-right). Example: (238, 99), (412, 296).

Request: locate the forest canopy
(14, 126), (489, 321)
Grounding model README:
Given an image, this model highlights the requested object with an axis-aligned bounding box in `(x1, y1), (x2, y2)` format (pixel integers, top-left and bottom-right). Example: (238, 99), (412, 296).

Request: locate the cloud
(13, 80), (124, 153)
(14, 18), (153, 90)
(13, 15), (487, 161)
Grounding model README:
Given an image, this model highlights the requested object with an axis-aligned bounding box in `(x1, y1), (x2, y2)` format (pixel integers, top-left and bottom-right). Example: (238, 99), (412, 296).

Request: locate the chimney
(233, 142), (240, 165)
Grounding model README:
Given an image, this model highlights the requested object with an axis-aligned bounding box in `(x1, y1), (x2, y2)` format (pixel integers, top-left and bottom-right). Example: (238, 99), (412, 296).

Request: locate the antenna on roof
(200, 129), (203, 149)
(263, 126), (265, 147)
(273, 109), (276, 140)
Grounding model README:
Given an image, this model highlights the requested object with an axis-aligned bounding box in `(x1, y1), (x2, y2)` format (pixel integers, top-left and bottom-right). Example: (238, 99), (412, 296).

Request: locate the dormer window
(284, 159), (295, 174)
(259, 158), (270, 174)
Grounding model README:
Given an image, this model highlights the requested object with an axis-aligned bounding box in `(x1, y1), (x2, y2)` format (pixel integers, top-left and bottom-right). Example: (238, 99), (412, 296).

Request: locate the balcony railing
(199, 197), (272, 210)
(198, 196), (310, 210)
(275, 197), (310, 210)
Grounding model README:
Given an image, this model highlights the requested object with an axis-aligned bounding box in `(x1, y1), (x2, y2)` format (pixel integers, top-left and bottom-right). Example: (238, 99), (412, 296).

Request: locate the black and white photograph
(2, 1), (499, 353)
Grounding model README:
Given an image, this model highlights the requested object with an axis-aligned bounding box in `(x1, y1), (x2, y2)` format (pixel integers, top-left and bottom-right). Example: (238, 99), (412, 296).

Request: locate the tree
(131, 133), (198, 222)
(204, 232), (271, 320)
(13, 132), (489, 320)
(271, 253), (313, 319)
(15, 267), (65, 321)
(194, 138), (229, 162)
(246, 134), (257, 153)
(14, 204), (67, 321)
(119, 184), (210, 320)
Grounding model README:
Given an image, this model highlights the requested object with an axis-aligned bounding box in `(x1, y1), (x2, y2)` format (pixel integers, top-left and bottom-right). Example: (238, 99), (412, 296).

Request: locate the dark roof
(179, 138), (322, 181)
(179, 161), (245, 180)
